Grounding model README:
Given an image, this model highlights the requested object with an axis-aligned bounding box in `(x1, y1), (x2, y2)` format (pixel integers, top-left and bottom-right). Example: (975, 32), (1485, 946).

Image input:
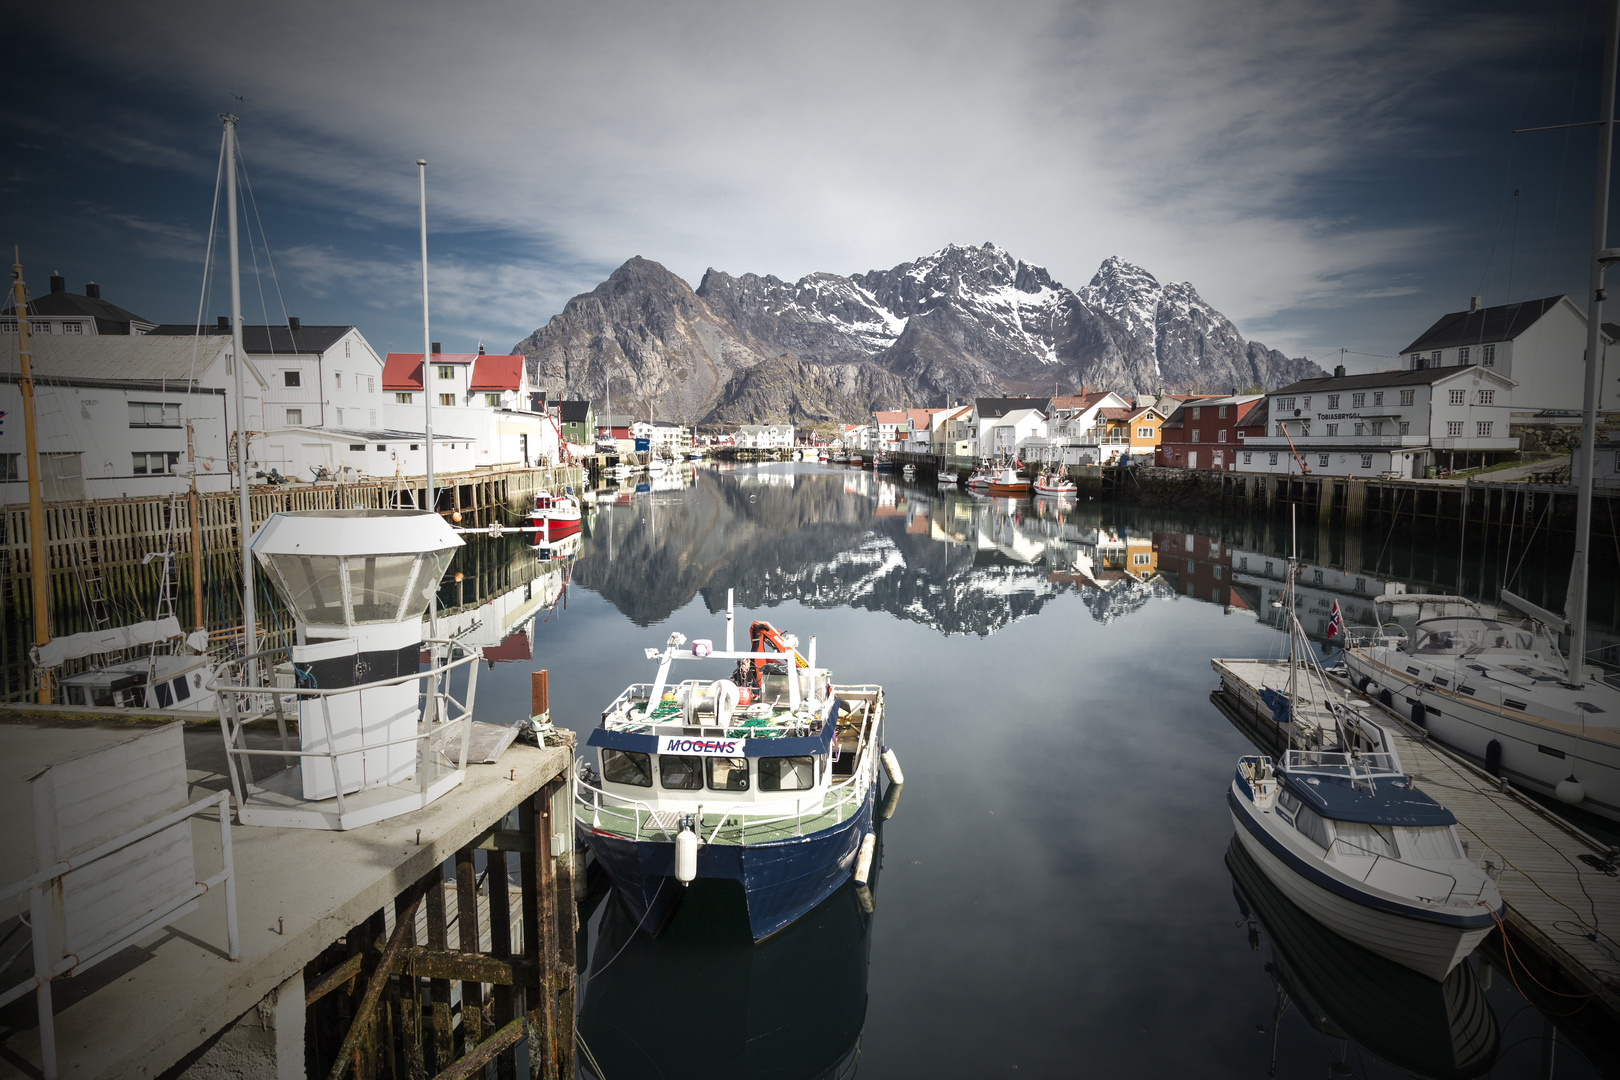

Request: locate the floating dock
(1213, 658), (1620, 1065)
(0, 721), (576, 1080)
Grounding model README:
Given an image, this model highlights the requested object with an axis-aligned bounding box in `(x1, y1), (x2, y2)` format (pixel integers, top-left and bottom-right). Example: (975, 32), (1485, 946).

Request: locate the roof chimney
(1334, 364), (1346, 377)
(287, 316), (300, 331)
(217, 315), (229, 331)
(431, 342), (441, 354)
(84, 282), (100, 300)
(477, 343), (485, 355)
(1470, 296), (1481, 312)
(49, 272), (65, 294)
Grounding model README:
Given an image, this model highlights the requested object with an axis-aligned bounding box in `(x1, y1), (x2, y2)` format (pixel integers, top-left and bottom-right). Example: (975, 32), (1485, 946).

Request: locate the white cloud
(29, 0), (1530, 345)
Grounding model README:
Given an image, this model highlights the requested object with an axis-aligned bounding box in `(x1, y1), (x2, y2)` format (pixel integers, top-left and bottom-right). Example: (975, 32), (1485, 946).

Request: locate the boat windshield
(1411, 617), (1535, 656)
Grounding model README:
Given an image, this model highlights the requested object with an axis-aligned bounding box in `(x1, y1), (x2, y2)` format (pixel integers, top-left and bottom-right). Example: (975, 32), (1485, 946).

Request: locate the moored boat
(873, 454), (893, 472)
(1228, 748), (1501, 981)
(987, 465), (1031, 496)
(966, 467), (992, 491)
(937, 468), (960, 486)
(901, 463), (916, 480)
(576, 593), (893, 941)
(530, 488), (583, 538)
(1034, 470), (1077, 497)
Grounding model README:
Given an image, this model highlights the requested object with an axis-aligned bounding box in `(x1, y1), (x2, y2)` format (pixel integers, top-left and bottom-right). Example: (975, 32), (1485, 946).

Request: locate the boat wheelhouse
(987, 465), (1031, 496)
(1229, 748), (1501, 981)
(576, 594), (891, 941)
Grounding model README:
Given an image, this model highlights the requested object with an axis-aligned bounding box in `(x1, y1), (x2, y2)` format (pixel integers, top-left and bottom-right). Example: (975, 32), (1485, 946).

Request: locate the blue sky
(1, 0), (1612, 372)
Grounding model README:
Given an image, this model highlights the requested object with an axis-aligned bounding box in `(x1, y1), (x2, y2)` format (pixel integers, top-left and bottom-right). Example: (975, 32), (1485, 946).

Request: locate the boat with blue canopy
(575, 591), (892, 941)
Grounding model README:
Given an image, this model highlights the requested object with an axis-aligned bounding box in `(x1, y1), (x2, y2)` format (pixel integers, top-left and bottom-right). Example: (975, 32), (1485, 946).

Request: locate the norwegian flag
(1327, 600), (1343, 639)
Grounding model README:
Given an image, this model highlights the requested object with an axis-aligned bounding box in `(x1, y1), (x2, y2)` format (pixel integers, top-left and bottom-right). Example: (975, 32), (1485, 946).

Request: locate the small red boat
(531, 489), (583, 538)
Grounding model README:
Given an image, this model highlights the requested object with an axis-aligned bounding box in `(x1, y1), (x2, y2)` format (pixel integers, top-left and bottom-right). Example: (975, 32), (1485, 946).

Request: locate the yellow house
(1128, 405), (1164, 458)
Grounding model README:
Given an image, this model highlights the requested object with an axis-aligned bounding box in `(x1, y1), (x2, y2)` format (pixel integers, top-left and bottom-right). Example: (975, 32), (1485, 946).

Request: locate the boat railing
(1341, 625), (1405, 650)
(1327, 837), (1461, 903)
(1283, 749), (1402, 777)
(210, 637), (482, 821)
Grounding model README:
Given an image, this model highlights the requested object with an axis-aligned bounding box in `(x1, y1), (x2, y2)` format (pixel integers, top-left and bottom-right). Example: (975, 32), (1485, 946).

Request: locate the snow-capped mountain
(513, 243), (1322, 424)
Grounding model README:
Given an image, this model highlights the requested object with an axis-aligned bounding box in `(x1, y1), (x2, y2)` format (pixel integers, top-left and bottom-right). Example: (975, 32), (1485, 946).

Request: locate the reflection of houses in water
(1156, 531), (1235, 607)
(435, 544), (571, 662)
(1228, 547), (1403, 640)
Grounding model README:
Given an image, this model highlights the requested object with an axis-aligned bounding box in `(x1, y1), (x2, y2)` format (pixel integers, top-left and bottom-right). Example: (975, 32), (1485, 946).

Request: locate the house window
(367, 376), (374, 393)
(1303, 397), (1311, 409)
(1318, 454), (1329, 467)
(128, 402), (181, 428)
(439, 394), (454, 407)
(1361, 454), (1373, 469)
(1327, 395), (1339, 409)
(33, 322), (50, 334)
(284, 371), (301, 387)
(349, 443), (365, 451)
(1373, 392), (1383, 406)
(62, 321), (83, 334)
(486, 393), (501, 407)
(1479, 389), (1494, 405)
(334, 372), (342, 389)
(1399, 422), (1410, 435)
(1477, 421), (1493, 437)
(1191, 430), (1201, 443)
(437, 365), (455, 380)
(1401, 389), (1415, 406)
(1243, 452), (1252, 464)
(131, 451), (180, 475)
(1447, 421), (1463, 436)
(346, 341), (352, 358)
(1410, 353), (1423, 369)
(376, 444), (387, 452)
(1352, 393), (1365, 408)
(0, 454), (19, 480)
(1430, 351), (1441, 366)
(1371, 422), (1382, 436)
(335, 408), (344, 425)
(410, 444), (419, 450)
(1218, 405), (1227, 418)
(369, 409), (376, 426)
(1269, 453), (1279, 465)
(1313, 569), (1323, 584)
(1133, 553), (1151, 566)
(1482, 344), (1495, 366)
(1449, 389), (1464, 405)
(286, 408), (303, 425)
(1326, 424), (1338, 436)
(1458, 346), (1470, 364)
(1218, 430), (1227, 443)
(1191, 407), (1201, 419)
(396, 392), (413, 403)
(1300, 422), (1310, 437)
(1354, 423), (1364, 436)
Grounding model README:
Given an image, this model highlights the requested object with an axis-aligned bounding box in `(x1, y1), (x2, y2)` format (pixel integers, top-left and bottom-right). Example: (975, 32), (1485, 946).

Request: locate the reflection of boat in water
(1227, 838), (1499, 1080)
(578, 837), (878, 1080)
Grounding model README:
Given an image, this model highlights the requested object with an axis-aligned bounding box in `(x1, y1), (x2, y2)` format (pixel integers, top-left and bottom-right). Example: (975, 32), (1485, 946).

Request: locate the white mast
(222, 114), (256, 682)
(1567, 0), (1619, 687)
(418, 159), (437, 640)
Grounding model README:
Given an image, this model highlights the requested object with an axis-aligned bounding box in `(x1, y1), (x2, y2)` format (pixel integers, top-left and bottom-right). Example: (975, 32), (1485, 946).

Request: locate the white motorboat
(1034, 470), (1077, 497)
(937, 469), (960, 486)
(1229, 748), (1501, 981)
(1343, 594), (1620, 820)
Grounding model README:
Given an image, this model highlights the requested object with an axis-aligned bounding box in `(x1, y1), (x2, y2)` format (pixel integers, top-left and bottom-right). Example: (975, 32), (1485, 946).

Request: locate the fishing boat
(576, 592), (896, 941)
(987, 465), (1031, 496)
(530, 488), (582, 539)
(966, 467), (992, 491)
(818, 450), (829, 462)
(873, 454), (893, 472)
(1342, 594), (1620, 821)
(1034, 470), (1077, 497)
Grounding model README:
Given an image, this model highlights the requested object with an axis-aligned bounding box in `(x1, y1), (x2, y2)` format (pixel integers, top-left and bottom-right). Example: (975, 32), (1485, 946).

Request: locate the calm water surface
(456, 462), (1607, 1080)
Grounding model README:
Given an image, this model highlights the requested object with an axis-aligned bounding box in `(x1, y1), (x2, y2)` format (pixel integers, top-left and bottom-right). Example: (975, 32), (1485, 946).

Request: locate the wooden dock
(1213, 658), (1620, 1063)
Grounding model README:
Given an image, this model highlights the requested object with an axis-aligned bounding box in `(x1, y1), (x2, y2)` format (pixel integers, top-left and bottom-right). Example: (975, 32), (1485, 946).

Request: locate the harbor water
(459, 461), (1612, 1079)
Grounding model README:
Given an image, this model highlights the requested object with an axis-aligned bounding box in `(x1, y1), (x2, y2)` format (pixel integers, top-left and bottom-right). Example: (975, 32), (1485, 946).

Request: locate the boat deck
(1213, 659), (1620, 1038)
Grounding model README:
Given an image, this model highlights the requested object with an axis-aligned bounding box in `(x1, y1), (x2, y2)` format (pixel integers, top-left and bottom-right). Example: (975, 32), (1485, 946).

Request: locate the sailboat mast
(223, 114), (257, 678)
(11, 255), (50, 703)
(418, 159), (437, 639)
(1568, 0), (1619, 688)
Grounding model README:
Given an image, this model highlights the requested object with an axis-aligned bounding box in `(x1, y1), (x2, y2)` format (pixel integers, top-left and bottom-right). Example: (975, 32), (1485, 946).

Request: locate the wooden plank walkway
(1213, 659), (1620, 1030)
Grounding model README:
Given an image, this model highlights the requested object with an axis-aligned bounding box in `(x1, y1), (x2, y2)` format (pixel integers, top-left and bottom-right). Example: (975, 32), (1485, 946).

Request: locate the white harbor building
(1236, 365), (1517, 478)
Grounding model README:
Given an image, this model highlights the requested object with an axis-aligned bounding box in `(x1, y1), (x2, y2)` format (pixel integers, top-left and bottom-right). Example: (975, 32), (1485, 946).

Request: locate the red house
(1156, 394), (1264, 471)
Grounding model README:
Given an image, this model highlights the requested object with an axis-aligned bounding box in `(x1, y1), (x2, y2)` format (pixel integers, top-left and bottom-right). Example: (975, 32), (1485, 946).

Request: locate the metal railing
(0, 789), (237, 1079)
(211, 637), (482, 820)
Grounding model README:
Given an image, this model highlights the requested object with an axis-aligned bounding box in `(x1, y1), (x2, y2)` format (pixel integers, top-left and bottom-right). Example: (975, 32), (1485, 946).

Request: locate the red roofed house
(384, 344), (558, 467)
(1156, 394), (1265, 471)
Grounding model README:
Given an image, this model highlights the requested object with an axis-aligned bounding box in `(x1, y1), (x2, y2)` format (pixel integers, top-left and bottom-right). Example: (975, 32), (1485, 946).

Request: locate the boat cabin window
(758, 755), (816, 791)
(659, 755), (705, 790)
(706, 757), (750, 791)
(1331, 821), (1397, 859)
(172, 675), (190, 702)
(1396, 825), (1461, 861)
(154, 681), (173, 708)
(1292, 801), (1331, 850)
(346, 555), (420, 623)
(66, 685), (86, 706)
(601, 749), (652, 788)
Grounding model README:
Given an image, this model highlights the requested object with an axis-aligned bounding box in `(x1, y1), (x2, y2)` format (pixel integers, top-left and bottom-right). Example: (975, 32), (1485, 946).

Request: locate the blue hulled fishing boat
(575, 592), (894, 940)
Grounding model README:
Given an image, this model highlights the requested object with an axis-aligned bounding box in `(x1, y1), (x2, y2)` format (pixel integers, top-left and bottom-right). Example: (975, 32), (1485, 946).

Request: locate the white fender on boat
(854, 883), (875, 914)
(881, 748), (904, 786)
(675, 828), (699, 884)
(853, 831), (876, 885)
(1555, 775), (1586, 805)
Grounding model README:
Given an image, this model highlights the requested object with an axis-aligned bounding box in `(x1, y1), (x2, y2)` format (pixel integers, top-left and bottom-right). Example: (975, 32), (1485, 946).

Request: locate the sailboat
(1342, 17), (1620, 821)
